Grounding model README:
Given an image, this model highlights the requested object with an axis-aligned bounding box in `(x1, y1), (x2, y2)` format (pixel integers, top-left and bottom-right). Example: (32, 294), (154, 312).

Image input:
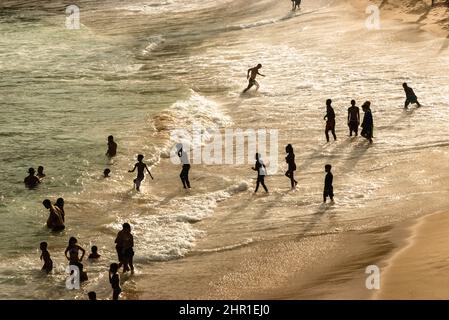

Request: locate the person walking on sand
(24, 168), (40, 189)
(177, 144), (191, 189)
(361, 101), (374, 144)
(403, 82), (421, 109)
(285, 144), (298, 189)
(115, 223), (135, 274)
(106, 135), (117, 158)
(243, 64), (265, 93)
(252, 153), (268, 193)
(128, 154), (153, 192)
(347, 100), (360, 137)
(323, 164), (334, 203)
(42, 199), (65, 232)
(324, 99), (337, 142)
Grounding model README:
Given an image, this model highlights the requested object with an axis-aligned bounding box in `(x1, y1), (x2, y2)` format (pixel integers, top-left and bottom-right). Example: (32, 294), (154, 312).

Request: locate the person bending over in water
(65, 237), (88, 282)
(88, 246), (101, 260)
(403, 82), (421, 109)
(128, 154), (153, 192)
(37, 166), (46, 180)
(106, 135), (117, 158)
(40, 242), (53, 274)
(104, 168), (111, 178)
(324, 99), (337, 142)
(177, 144), (191, 189)
(347, 100), (360, 137)
(252, 153), (268, 193)
(109, 263), (122, 300)
(42, 199), (65, 232)
(115, 223), (135, 273)
(55, 198), (65, 223)
(323, 164), (334, 203)
(361, 101), (374, 144)
(285, 144), (298, 189)
(24, 168), (40, 189)
(243, 64), (265, 93)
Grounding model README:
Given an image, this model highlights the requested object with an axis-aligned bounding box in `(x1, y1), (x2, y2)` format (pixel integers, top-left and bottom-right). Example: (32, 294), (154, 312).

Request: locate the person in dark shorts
(347, 100), (360, 137)
(324, 99), (337, 142)
(24, 168), (40, 189)
(252, 153), (268, 193)
(177, 144), (191, 189)
(403, 82), (421, 109)
(106, 135), (117, 158)
(243, 64), (265, 93)
(285, 144), (298, 189)
(361, 101), (374, 144)
(128, 154), (153, 192)
(64, 237), (88, 282)
(40, 242), (53, 274)
(115, 223), (135, 273)
(323, 164), (334, 203)
(109, 263), (121, 300)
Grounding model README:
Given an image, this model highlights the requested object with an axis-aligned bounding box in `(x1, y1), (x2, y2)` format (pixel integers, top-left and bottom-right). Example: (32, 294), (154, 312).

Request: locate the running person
(403, 82), (421, 109)
(128, 154), (153, 192)
(285, 144), (298, 189)
(243, 64), (265, 93)
(252, 153), (268, 193)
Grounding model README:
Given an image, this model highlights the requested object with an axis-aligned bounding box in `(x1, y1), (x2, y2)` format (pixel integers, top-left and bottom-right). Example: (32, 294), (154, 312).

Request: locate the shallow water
(1, 0), (449, 299)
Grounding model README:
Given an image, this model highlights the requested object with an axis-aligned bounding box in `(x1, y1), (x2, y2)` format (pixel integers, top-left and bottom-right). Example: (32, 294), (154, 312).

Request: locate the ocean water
(1, 0), (449, 299)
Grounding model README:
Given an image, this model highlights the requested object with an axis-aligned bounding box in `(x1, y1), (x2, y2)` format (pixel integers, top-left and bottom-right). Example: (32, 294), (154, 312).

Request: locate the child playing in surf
(24, 168), (40, 189)
(128, 154), (153, 192)
(243, 64), (265, 93)
(323, 164), (334, 203)
(285, 144), (298, 189)
(252, 153), (269, 193)
(88, 246), (101, 260)
(403, 82), (421, 109)
(104, 168), (111, 178)
(37, 166), (46, 180)
(106, 135), (117, 158)
(324, 99), (337, 142)
(40, 242), (53, 274)
(109, 263), (122, 300)
(347, 100), (360, 137)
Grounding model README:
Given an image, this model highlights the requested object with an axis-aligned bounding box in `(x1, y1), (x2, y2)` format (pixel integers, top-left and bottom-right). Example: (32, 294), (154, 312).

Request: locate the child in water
(323, 164), (334, 203)
(40, 242), (53, 274)
(128, 154), (154, 192)
(103, 168), (111, 178)
(109, 263), (122, 300)
(88, 246), (101, 260)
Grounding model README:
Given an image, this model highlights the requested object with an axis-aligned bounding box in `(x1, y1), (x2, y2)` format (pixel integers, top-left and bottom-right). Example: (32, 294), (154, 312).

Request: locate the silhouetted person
(361, 101), (373, 144)
(109, 263), (121, 300)
(64, 237), (88, 282)
(104, 168), (111, 178)
(128, 154), (153, 192)
(285, 144), (298, 189)
(324, 99), (337, 142)
(323, 164), (334, 203)
(55, 198), (65, 223)
(24, 168), (40, 189)
(243, 64), (265, 93)
(177, 144), (191, 189)
(252, 153), (268, 193)
(40, 242), (53, 274)
(115, 223), (134, 273)
(106, 135), (117, 158)
(88, 246), (101, 260)
(403, 83), (421, 109)
(88, 291), (97, 300)
(37, 166), (46, 180)
(42, 199), (65, 232)
(347, 100), (360, 137)
(292, 0), (301, 10)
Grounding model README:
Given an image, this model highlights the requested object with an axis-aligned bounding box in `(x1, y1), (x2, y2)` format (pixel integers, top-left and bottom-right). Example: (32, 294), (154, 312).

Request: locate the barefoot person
(403, 82), (421, 109)
(24, 168), (40, 189)
(42, 199), (65, 232)
(361, 101), (374, 144)
(323, 164), (334, 203)
(177, 144), (191, 189)
(252, 153), (268, 193)
(106, 135), (117, 158)
(40, 242), (53, 274)
(115, 223), (135, 273)
(128, 154), (153, 192)
(324, 99), (337, 142)
(64, 237), (88, 282)
(285, 144), (298, 189)
(243, 64), (265, 93)
(347, 100), (360, 137)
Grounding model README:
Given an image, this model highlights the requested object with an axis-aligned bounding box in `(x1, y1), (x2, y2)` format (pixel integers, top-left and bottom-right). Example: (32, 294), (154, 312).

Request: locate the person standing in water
(324, 99), (337, 142)
(347, 100), (360, 137)
(106, 135), (117, 158)
(24, 168), (40, 189)
(323, 164), (334, 203)
(37, 166), (46, 180)
(109, 263), (121, 300)
(42, 199), (65, 232)
(115, 223), (135, 273)
(64, 237), (88, 282)
(252, 153), (268, 193)
(40, 242), (53, 274)
(361, 101), (374, 144)
(292, 0), (302, 10)
(243, 64), (265, 93)
(285, 144), (298, 189)
(128, 154), (153, 192)
(177, 144), (191, 189)
(403, 82), (421, 109)
(55, 198), (65, 223)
